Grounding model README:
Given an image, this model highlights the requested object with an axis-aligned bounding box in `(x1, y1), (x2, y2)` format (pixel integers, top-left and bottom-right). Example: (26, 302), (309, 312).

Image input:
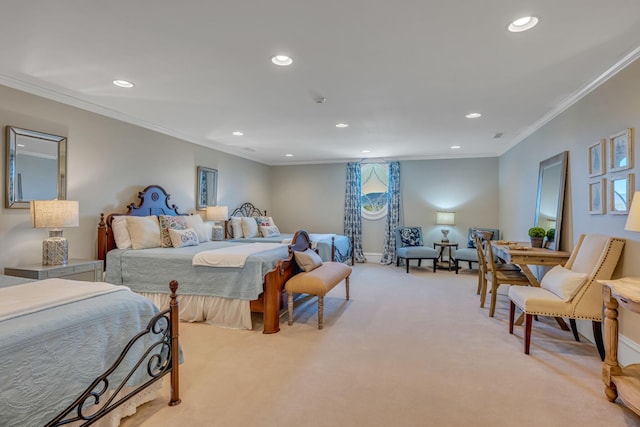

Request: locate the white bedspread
(192, 242), (287, 267)
(0, 278), (128, 322)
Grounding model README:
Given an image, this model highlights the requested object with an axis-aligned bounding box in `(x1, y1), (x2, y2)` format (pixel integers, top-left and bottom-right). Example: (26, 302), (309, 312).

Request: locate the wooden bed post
(97, 213), (107, 268)
(169, 280), (181, 406)
(331, 236), (336, 262)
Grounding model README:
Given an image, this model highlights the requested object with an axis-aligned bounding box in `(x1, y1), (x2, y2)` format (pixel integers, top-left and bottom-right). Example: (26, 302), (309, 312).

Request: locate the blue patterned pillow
(467, 228), (495, 248)
(399, 227), (423, 247)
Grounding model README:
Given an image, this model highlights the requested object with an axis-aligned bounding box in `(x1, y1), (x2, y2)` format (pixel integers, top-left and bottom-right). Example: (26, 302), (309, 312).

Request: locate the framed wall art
(609, 128), (634, 173)
(609, 173), (635, 215)
(589, 178), (606, 215)
(588, 139), (605, 177)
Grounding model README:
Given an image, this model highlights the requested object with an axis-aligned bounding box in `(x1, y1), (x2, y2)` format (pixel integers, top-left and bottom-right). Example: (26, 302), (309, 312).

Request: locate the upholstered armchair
(454, 227), (500, 273)
(508, 234), (625, 359)
(395, 227), (438, 273)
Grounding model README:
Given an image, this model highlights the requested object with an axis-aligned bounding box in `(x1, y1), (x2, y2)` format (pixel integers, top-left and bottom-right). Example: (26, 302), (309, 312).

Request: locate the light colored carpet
(121, 263), (640, 427)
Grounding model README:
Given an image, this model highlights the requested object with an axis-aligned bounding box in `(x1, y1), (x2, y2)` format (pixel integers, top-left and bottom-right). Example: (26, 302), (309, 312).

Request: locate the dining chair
(508, 234), (625, 359)
(478, 235), (530, 317)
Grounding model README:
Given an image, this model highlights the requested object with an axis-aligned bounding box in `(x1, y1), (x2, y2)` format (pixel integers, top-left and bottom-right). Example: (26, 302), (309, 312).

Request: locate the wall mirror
(196, 166), (218, 210)
(534, 151), (568, 250)
(5, 126), (67, 209)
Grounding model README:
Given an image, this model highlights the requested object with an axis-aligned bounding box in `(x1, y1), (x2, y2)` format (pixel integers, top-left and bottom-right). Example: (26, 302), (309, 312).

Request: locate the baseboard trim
(619, 334), (640, 366)
(363, 252), (382, 264)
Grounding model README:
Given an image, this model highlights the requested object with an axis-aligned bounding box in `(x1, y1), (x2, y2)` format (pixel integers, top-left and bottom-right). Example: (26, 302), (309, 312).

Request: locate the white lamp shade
(436, 211), (455, 225)
(625, 192), (640, 232)
(206, 205), (229, 221)
(30, 200), (79, 229)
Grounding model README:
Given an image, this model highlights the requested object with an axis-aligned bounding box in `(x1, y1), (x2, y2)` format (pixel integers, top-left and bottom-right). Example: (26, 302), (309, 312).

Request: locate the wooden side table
(4, 259), (104, 282)
(433, 242), (458, 271)
(601, 278), (640, 416)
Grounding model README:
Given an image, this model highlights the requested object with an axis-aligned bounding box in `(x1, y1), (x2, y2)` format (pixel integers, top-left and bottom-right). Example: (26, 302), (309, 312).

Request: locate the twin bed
(0, 275), (180, 427)
(97, 185), (353, 334)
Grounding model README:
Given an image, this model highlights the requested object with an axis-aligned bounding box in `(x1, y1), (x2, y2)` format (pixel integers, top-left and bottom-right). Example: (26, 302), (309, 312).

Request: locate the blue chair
(395, 227), (438, 273)
(454, 227), (501, 274)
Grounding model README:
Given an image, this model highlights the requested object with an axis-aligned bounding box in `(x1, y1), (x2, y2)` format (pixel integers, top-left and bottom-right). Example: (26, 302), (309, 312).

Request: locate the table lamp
(436, 211), (455, 242)
(625, 192), (640, 232)
(30, 200), (79, 265)
(206, 205), (229, 240)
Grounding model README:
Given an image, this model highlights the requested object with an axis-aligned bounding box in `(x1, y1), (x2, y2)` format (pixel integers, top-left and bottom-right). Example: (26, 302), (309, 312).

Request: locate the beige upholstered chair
(478, 234), (530, 317)
(508, 234), (625, 359)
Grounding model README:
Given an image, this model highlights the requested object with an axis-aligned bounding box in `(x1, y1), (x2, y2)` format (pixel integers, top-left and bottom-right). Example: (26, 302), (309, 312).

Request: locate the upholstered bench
(285, 230), (352, 329)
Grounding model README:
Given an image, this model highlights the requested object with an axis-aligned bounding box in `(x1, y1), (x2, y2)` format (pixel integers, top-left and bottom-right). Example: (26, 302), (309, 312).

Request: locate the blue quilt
(0, 276), (161, 427)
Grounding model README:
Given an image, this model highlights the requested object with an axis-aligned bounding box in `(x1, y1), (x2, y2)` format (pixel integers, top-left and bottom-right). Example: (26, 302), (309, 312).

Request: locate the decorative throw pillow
(241, 216), (259, 238)
(126, 216), (162, 250)
(294, 248), (323, 272)
(169, 227), (200, 248)
(399, 227), (423, 247)
(541, 265), (588, 302)
(185, 214), (209, 242)
(230, 216), (243, 238)
(260, 225), (280, 238)
(159, 215), (187, 248)
(468, 228), (494, 248)
(111, 215), (132, 249)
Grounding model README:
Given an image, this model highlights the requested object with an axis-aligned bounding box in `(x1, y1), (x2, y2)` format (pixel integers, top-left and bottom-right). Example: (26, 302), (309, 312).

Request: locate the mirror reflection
(534, 151), (568, 250)
(5, 126), (67, 209)
(197, 166), (218, 210)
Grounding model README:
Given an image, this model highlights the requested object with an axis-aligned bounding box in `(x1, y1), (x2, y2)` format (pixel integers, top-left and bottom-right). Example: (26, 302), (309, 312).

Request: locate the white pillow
(111, 215), (132, 249)
(294, 249), (323, 272)
(230, 217), (243, 238)
(126, 216), (162, 250)
(169, 227), (200, 248)
(241, 216), (259, 238)
(541, 265), (588, 302)
(260, 225), (280, 238)
(185, 214), (209, 242)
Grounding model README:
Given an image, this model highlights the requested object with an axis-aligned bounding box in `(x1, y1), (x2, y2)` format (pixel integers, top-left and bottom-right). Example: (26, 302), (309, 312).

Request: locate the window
(361, 162), (388, 219)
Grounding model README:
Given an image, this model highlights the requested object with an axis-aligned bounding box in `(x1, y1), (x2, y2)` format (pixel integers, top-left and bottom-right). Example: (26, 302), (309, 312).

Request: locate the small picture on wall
(588, 139), (605, 177)
(589, 179), (606, 215)
(609, 128), (634, 172)
(609, 173), (635, 215)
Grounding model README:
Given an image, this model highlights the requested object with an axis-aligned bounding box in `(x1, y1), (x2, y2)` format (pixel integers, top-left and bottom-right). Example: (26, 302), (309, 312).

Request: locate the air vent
(493, 132), (503, 139)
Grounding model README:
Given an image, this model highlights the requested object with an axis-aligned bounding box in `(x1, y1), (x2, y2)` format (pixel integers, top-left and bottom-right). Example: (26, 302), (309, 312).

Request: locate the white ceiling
(2, 1), (640, 165)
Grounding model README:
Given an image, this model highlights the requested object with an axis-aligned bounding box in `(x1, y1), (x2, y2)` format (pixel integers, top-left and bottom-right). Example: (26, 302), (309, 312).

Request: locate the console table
(601, 278), (640, 416)
(4, 259), (103, 282)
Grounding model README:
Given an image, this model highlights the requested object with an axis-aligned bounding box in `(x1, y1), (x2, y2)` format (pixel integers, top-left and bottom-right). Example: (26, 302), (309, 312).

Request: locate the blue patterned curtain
(344, 162), (366, 263)
(380, 161), (400, 264)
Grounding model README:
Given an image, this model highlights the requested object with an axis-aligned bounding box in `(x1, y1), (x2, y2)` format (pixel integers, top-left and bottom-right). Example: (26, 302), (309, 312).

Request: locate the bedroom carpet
(120, 263), (640, 427)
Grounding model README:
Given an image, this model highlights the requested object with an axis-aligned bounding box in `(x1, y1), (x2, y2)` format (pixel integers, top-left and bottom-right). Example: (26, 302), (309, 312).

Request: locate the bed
(0, 275), (180, 427)
(226, 202), (354, 264)
(97, 185), (291, 334)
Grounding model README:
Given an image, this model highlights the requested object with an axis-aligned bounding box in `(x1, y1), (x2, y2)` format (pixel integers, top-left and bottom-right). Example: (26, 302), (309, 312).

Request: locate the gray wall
(0, 85), (270, 268)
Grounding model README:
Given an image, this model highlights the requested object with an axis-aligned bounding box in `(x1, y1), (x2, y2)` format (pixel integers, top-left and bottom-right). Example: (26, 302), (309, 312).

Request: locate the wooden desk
(601, 278), (640, 415)
(491, 242), (570, 287)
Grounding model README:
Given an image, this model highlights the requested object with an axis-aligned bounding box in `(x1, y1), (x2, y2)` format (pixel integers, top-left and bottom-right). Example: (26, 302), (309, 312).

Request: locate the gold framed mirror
(5, 126), (67, 209)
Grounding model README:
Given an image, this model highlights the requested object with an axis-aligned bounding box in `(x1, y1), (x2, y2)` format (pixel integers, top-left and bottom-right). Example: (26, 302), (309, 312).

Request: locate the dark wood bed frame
(46, 281), (181, 426)
(96, 185), (293, 334)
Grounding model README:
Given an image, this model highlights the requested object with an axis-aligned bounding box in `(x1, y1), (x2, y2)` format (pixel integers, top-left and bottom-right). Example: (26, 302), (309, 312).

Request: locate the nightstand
(4, 259), (104, 282)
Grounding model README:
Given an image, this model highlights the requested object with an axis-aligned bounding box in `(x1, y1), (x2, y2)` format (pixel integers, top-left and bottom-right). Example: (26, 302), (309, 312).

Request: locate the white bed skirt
(140, 292), (252, 330)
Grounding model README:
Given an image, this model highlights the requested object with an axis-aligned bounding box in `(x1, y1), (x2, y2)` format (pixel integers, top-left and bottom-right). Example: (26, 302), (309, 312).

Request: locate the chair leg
(509, 301), (515, 334)
(396, 257), (400, 267)
(524, 313), (533, 354)
(406, 259), (410, 273)
(468, 261), (472, 269)
(432, 259), (436, 273)
(569, 319), (580, 342)
(455, 259), (459, 274)
(489, 282), (498, 317)
(593, 321), (605, 361)
(418, 259), (422, 267)
(345, 277), (350, 300)
(287, 293), (294, 326)
(318, 296), (324, 329)
(479, 278), (488, 308)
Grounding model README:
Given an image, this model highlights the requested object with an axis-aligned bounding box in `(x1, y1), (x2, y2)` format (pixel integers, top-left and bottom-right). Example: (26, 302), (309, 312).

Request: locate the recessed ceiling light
(508, 16), (539, 33)
(336, 123), (349, 128)
(113, 79), (134, 88)
(465, 113), (482, 119)
(451, 145), (461, 150)
(285, 153), (294, 157)
(271, 55), (293, 66)
(232, 131), (244, 136)
(362, 150), (371, 154)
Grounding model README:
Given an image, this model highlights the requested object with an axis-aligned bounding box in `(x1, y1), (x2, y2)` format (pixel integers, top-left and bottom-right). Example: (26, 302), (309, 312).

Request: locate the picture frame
(609, 173), (635, 215)
(589, 178), (606, 215)
(588, 139), (606, 177)
(609, 128), (634, 173)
